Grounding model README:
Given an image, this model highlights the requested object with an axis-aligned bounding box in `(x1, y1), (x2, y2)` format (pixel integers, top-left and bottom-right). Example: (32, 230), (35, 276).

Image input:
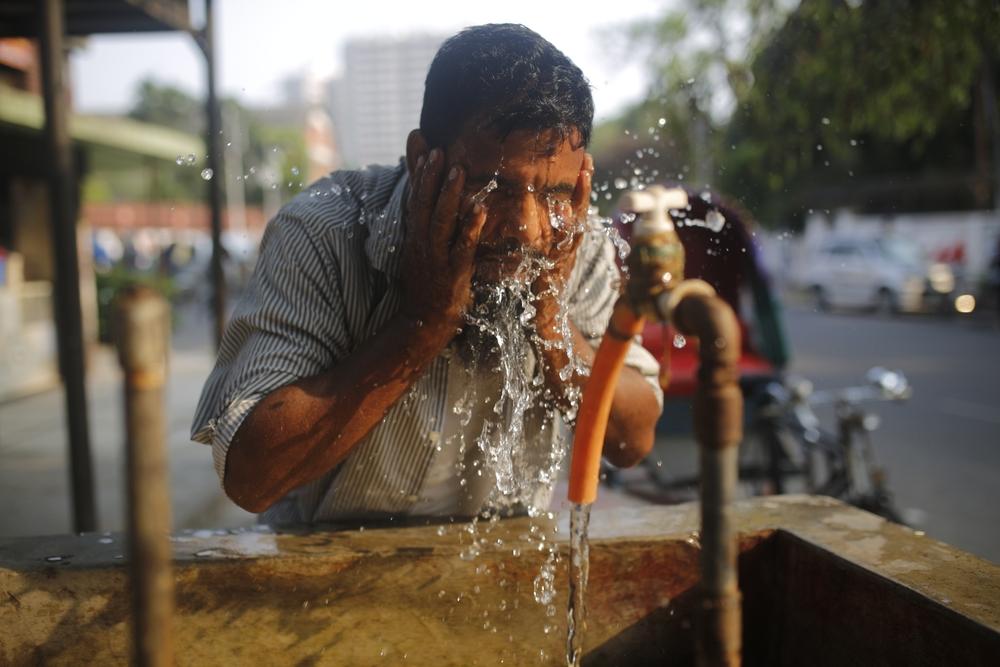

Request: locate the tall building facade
(329, 34), (444, 168)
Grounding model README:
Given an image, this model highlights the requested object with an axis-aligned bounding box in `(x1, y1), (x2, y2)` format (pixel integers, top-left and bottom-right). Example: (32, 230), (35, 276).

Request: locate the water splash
(440, 207), (629, 643)
(533, 550), (557, 605)
(458, 248), (582, 510)
(566, 503), (591, 667)
(470, 170), (500, 206)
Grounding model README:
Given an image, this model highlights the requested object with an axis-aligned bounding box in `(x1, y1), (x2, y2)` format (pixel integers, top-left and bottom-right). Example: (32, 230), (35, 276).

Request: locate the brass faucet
(568, 185), (744, 667)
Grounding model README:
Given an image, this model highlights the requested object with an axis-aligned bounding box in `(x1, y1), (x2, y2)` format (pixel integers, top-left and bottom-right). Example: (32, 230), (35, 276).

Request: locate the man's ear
(405, 130), (428, 180)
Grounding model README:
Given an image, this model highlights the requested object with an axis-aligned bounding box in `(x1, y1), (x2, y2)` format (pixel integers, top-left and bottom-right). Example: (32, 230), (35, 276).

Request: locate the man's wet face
(444, 127), (586, 285)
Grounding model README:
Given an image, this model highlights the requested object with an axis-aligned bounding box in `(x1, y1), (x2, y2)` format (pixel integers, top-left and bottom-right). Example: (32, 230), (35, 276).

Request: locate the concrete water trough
(1, 495), (998, 665)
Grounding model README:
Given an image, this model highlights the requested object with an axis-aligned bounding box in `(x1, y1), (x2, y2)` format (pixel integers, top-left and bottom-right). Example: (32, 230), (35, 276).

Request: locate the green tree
(722, 0), (1000, 222)
(596, 0), (1000, 224)
(128, 79), (205, 135)
(590, 0), (795, 211)
(119, 79), (306, 204)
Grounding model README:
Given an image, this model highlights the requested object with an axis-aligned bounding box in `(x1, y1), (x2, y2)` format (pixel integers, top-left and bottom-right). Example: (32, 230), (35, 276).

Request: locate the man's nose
(494, 194), (544, 249)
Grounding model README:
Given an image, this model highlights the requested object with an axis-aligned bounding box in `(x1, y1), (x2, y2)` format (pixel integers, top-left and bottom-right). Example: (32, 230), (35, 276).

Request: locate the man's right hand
(226, 151), (487, 513)
(399, 148), (488, 338)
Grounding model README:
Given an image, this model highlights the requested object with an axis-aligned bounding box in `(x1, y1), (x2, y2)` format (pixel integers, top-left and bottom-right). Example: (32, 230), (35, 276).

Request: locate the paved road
(0, 303), (254, 538)
(780, 303), (1000, 563)
(638, 303), (999, 563)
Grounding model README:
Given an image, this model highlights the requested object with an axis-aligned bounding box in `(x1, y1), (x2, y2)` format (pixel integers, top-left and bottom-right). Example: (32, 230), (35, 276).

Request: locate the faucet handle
(620, 185), (688, 238)
(620, 185), (689, 315)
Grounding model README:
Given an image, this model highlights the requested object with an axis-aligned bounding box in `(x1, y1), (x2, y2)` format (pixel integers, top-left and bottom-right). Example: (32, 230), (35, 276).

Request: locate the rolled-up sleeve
(190, 211), (352, 482)
(568, 229), (664, 408)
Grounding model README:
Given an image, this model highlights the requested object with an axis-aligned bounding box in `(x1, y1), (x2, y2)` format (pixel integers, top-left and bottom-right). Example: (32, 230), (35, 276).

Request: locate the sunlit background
(1, 0), (998, 563)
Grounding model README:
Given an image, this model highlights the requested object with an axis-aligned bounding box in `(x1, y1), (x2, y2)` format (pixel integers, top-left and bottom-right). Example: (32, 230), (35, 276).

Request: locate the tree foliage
(595, 0), (1000, 225)
(723, 0), (1000, 220)
(110, 79), (307, 204)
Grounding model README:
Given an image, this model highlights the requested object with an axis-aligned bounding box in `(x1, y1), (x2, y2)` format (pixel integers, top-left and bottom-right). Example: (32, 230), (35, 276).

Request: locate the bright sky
(70, 0), (667, 122)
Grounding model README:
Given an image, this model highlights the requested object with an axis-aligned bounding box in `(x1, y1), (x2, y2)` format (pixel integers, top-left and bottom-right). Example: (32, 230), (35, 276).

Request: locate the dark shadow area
(584, 530), (1000, 666)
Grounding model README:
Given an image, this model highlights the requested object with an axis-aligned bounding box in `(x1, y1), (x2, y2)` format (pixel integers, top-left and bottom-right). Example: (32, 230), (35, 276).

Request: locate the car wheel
(875, 288), (897, 316)
(811, 286), (830, 312)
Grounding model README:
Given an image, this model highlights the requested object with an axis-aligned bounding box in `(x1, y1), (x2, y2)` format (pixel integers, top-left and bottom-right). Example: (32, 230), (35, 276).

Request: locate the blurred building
(328, 33), (444, 168)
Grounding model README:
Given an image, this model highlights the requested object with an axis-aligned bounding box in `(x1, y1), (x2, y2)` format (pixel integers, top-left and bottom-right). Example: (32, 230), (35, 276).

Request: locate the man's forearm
(224, 314), (454, 512)
(538, 322), (659, 467)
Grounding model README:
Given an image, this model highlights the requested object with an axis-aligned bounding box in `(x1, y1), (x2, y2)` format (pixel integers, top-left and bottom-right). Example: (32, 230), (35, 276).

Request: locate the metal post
(115, 286), (174, 667)
(201, 0), (227, 350)
(38, 0), (96, 533)
(673, 291), (744, 667)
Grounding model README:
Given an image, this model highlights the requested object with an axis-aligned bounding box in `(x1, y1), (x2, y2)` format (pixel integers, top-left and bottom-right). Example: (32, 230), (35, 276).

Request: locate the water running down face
(445, 127), (587, 285)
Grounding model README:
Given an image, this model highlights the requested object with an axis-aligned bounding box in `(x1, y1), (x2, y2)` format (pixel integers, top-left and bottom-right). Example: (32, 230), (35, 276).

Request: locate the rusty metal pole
(114, 286), (174, 667)
(621, 185), (745, 666)
(200, 0), (227, 350)
(38, 0), (96, 533)
(673, 290), (744, 667)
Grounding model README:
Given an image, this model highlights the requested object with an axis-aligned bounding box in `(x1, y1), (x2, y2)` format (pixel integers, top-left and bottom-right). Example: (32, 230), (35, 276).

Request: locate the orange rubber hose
(568, 299), (645, 505)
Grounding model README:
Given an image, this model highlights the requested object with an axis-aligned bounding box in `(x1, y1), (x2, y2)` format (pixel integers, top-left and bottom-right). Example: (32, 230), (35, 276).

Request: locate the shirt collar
(364, 162), (410, 280)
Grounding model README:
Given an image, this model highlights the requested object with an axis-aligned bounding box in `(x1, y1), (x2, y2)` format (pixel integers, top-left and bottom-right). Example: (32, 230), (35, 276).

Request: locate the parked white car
(793, 236), (956, 314)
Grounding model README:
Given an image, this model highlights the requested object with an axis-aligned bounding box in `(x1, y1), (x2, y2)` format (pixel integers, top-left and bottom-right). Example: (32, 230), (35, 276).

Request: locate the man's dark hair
(420, 24), (594, 149)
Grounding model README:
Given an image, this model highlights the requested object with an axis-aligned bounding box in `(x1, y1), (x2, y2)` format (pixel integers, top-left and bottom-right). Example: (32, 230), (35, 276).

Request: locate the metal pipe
(38, 0), (96, 533)
(626, 184), (744, 665)
(201, 0), (227, 350)
(114, 286), (174, 667)
(673, 291), (744, 667)
(569, 185), (745, 664)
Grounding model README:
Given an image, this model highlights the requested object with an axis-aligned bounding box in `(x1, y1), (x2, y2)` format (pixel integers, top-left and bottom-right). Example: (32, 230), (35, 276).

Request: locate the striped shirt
(191, 162), (661, 523)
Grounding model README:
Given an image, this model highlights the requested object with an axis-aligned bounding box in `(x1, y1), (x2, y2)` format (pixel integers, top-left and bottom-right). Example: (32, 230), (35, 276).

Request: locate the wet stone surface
(1, 496), (997, 665)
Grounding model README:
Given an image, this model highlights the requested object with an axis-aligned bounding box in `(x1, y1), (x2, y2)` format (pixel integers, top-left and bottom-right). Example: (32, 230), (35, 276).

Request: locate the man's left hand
(533, 152), (594, 341)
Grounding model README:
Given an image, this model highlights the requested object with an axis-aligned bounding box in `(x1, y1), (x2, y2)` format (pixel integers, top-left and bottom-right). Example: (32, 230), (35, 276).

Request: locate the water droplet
(97, 537), (113, 544)
(175, 155), (185, 166)
(821, 117), (831, 125)
(705, 210), (726, 232)
(201, 168), (214, 181)
(44, 555), (63, 562)
(291, 166), (300, 176)
(658, 117), (667, 127)
(614, 177), (628, 190)
(185, 154), (196, 166)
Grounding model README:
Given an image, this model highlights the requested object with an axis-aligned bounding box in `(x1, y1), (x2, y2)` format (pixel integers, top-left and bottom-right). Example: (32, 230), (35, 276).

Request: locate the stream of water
(566, 502), (591, 667)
